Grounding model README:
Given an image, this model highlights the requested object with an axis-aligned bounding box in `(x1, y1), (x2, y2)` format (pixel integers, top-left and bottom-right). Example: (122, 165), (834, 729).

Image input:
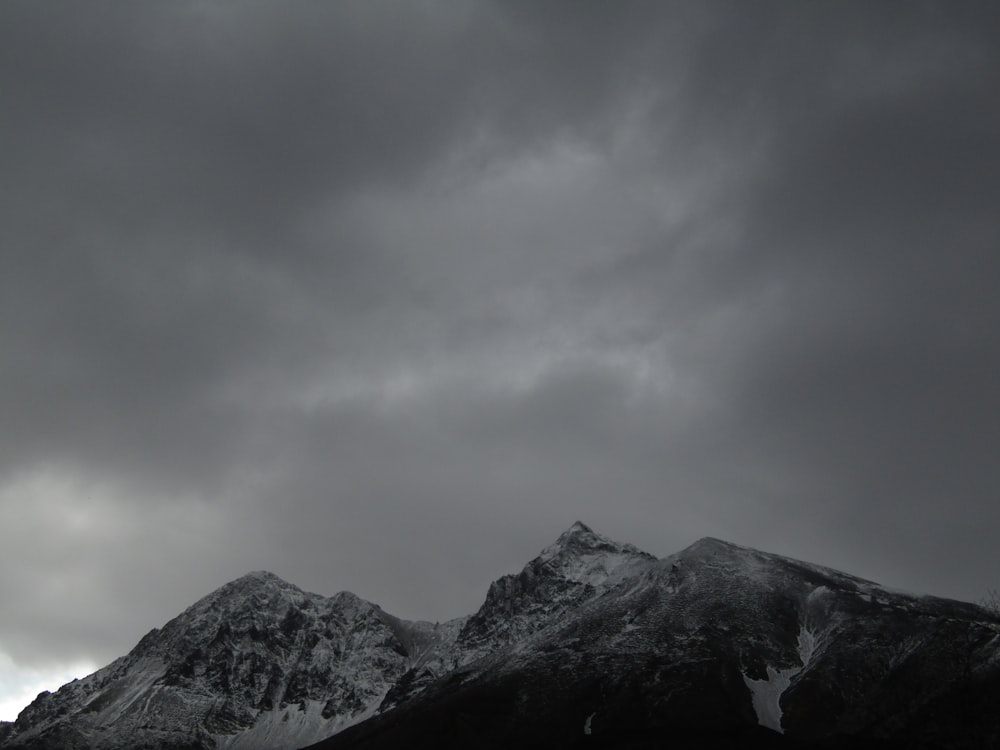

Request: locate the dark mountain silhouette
(4, 523), (999, 749)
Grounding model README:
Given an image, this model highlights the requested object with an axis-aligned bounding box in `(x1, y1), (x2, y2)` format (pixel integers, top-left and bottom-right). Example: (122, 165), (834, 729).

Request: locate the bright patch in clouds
(0, 652), (97, 722)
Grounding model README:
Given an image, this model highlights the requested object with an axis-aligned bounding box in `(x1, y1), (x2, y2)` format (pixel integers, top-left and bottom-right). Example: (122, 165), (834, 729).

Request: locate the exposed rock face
(457, 521), (657, 655)
(312, 536), (1000, 750)
(4, 527), (1000, 750)
(1, 572), (444, 750)
(379, 521), (656, 712)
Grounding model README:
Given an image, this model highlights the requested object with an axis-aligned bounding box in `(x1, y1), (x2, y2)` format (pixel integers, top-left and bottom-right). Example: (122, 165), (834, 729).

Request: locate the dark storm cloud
(630, 3), (1000, 593)
(0, 0), (670, 488)
(1, 0), (999, 716)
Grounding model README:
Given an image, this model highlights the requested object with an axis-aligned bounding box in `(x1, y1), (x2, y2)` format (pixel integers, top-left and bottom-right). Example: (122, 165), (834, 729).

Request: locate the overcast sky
(2, 0), (999, 722)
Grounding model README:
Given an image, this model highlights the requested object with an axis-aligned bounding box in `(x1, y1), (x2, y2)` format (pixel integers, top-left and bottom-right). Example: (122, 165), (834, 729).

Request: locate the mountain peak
(543, 521), (604, 554)
(541, 521), (647, 558)
(172, 570), (304, 623)
(218, 569), (297, 594)
(533, 522), (656, 586)
(236, 569), (284, 583)
(684, 536), (738, 553)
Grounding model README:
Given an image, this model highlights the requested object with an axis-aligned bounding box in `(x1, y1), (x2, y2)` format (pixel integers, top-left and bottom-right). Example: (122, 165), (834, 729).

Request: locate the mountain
(379, 520), (656, 712)
(3, 525), (1000, 749)
(0, 571), (454, 750)
(312, 535), (1000, 750)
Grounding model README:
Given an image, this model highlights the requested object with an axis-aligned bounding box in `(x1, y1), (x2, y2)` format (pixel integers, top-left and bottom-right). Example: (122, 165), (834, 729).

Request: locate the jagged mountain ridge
(378, 521), (656, 712)
(0, 522), (646, 749)
(312, 536), (1000, 750)
(4, 524), (1000, 750)
(2, 571), (451, 750)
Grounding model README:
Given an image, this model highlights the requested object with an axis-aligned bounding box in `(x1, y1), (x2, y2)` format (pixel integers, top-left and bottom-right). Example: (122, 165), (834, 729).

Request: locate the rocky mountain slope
(1, 571), (449, 750)
(3, 524), (999, 749)
(379, 521), (655, 712)
(312, 535), (1000, 750)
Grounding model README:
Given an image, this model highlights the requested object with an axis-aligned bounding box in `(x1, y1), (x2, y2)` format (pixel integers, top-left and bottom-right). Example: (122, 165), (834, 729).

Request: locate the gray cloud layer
(2, 0), (998, 703)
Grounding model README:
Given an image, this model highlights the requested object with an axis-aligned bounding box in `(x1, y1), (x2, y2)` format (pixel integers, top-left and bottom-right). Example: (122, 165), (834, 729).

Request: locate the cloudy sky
(2, 0), (999, 721)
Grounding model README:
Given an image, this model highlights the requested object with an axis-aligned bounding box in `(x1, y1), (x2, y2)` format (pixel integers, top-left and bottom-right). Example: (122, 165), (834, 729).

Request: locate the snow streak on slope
(213, 698), (382, 750)
(742, 625), (818, 733)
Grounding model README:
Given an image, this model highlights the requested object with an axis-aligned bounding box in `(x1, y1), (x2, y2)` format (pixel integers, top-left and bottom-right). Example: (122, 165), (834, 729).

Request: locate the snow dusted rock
(312, 536), (1000, 750)
(2, 572), (434, 750)
(6, 526), (1000, 750)
(456, 520), (656, 656)
(377, 521), (657, 713)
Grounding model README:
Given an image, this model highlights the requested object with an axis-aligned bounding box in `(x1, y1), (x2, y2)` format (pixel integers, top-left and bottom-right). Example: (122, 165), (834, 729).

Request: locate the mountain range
(2, 522), (998, 749)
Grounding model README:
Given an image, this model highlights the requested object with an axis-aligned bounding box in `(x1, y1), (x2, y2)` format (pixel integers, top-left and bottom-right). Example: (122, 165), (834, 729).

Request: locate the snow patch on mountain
(213, 697), (382, 750)
(743, 624), (819, 733)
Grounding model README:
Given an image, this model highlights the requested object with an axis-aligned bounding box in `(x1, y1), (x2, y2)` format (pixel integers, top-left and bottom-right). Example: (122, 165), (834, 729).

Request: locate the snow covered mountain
(1, 571), (450, 750)
(377, 521), (655, 713)
(313, 534), (1000, 750)
(4, 524), (1000, 749)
